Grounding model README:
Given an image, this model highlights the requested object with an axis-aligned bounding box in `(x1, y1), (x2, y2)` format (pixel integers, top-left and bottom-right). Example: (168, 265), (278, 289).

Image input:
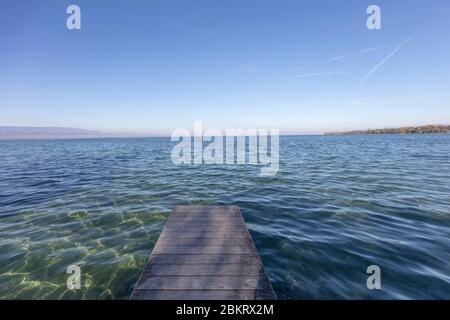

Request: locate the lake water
(0, 135), (449, 299)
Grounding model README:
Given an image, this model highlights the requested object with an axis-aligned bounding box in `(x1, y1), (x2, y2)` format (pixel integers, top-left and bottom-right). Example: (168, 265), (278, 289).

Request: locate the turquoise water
(0, 135), (449, 299)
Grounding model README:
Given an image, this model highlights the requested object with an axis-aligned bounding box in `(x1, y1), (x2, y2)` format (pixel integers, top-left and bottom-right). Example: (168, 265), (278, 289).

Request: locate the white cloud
(226, 64), (256, 76)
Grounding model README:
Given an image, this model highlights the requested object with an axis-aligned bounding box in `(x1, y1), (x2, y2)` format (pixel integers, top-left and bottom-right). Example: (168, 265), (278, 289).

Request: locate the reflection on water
(0, 135), (449, 299)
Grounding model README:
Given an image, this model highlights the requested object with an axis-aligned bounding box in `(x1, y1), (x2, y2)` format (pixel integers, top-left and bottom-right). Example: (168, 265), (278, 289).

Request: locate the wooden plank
(144, 263), (264, 276)
(169, 212), (242, 220)
(151, 245), (256, 255)
(172, 205), (241, 215)
(148, 254), (262, 265)
(160, 231), (250, 239)
(131, 289), (276, 300)
(165, 217), (245, 224)
(163, 224), (249, 233)
(135, 275), (272, 290)
(165, 221), (247, 228)
(169, 212), (242, 219)
(156, 236), (253, 246)
(130, 205), (276, 300)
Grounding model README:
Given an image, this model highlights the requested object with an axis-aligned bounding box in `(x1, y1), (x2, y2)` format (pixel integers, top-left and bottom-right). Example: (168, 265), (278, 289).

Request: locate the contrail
(323, 46), (383, 63)
(288, 46), (382, 74)
(359, 34), (414, 84)
(282, 71), (348, 79)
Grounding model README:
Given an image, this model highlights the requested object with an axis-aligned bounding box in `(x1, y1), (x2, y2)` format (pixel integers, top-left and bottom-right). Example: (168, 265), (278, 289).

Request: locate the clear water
(0, 135), (449, 299)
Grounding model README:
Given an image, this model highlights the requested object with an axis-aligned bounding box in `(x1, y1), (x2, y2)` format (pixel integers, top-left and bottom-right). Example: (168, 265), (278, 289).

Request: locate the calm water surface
(0, 135), (449, 299)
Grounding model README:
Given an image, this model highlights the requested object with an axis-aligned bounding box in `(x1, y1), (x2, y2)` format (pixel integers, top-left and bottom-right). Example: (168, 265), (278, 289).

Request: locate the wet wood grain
(130, 205), (276, 300)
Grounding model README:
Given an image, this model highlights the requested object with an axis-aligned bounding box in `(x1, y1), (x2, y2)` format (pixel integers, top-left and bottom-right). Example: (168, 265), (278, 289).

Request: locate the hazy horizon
(1, 122), (449, 139)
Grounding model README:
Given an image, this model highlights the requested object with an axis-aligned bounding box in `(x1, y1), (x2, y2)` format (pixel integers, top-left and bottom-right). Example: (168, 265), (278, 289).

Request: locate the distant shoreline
(1, 133), (449, 142)
(325, 125), (450, 135)
(1, 125), (450, 141)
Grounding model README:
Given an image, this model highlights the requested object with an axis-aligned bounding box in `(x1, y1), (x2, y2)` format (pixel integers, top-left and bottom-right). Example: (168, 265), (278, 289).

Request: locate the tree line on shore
(325, 125), (450, 135)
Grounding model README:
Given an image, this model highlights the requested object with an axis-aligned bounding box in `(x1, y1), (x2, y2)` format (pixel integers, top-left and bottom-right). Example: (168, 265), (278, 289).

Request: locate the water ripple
(0, 135), (449, 299)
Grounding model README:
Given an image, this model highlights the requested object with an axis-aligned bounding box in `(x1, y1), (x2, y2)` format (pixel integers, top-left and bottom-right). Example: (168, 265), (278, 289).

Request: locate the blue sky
(1, 0), (450, 134)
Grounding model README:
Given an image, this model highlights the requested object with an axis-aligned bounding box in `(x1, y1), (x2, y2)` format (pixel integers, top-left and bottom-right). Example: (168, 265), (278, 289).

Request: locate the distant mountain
(0, 126), (103, 140)
(325, 125), (450, 135)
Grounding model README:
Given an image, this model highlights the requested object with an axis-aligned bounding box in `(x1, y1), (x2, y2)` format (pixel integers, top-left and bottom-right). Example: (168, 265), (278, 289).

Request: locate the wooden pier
(130, 205), (276, 300)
